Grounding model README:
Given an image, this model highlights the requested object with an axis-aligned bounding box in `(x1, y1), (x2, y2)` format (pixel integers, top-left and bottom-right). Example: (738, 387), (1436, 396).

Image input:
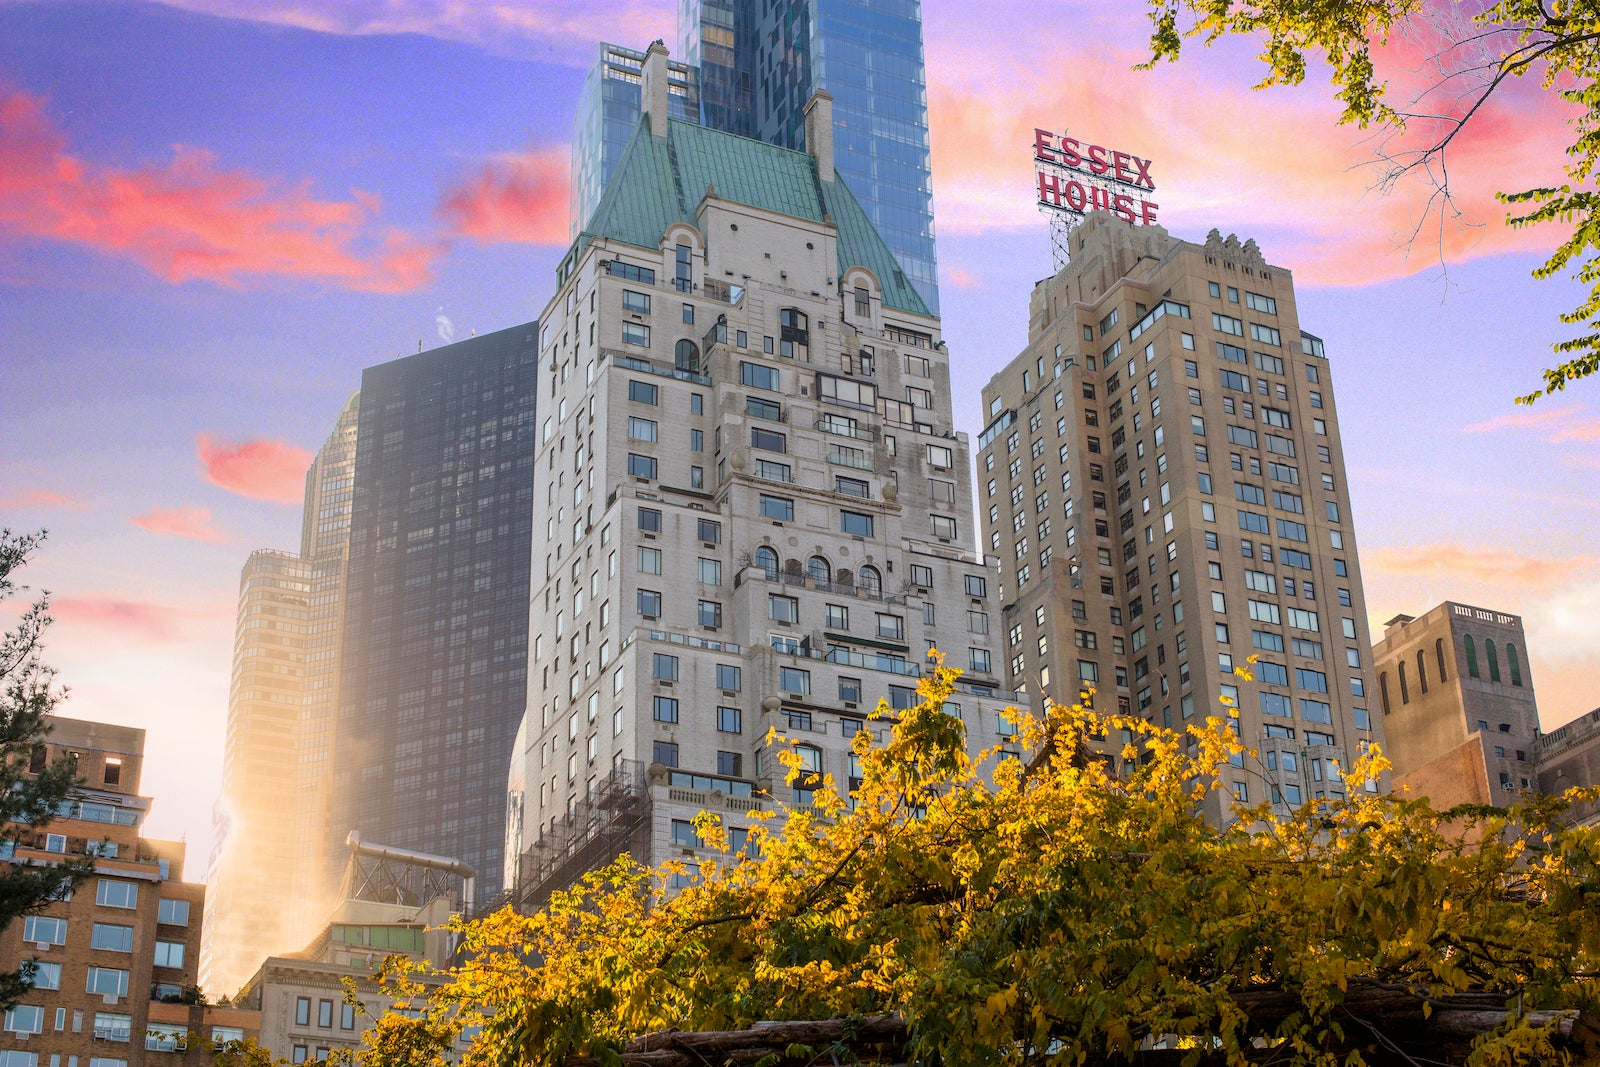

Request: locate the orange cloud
(131, 506), (225, 543)
(0, 490), (77, 510)
(1464, 404), (1600, 442)
(923, 36), (1567, 286)
(197, 435), (312, 503)
(50, 596), (204, 643)
(441, 147), (571, 246)
(0, 86), (441, 291)
(1366, 543), (1596, 592)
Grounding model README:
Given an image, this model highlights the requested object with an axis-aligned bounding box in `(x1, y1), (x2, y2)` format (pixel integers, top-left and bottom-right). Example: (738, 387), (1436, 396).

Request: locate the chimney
(641, 39), (672, 137)
(803, 89), (835, 180)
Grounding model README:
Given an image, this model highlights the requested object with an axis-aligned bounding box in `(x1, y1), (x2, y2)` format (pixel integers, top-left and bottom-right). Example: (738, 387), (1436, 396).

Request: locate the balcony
(815, 415), (878, 441)
(826, 449), (873, 471)
(741, 567), (906, 605)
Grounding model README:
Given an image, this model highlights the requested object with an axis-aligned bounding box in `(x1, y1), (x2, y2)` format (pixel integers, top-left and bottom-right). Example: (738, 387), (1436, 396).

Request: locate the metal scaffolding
(513, 759), (652, 914)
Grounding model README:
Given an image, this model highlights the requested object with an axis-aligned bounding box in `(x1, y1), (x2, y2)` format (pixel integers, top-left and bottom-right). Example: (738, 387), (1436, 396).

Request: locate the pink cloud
(0, 86), (441, 292)
(1366, 543), (1596, 592)
(1464, 404), (1600, 442)
(50, 596), (203, 643)
(923, 32), (1567, 286)
(197, 435), (312, 503)
(131, 506), (225, 543)
(441, 147), (571, 246)
(0, 490), (77, 510)
(943, 264), (979, 289)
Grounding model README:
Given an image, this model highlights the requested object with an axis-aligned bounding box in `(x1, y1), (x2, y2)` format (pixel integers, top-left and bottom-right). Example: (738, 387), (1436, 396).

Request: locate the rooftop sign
(1034, 129), (1158, 227)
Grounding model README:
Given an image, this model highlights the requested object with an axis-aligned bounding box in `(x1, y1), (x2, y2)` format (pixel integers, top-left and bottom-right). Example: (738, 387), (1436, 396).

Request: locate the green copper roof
(576, 117), (930, 318)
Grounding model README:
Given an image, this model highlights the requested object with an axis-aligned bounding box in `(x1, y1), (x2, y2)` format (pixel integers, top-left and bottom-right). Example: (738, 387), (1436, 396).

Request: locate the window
(622, 289), (651, 313)
(836, 475), (870, 498)
(24, 961), (59, 991)
(1245, 291), (1277, 314)
(91, 923), (133, 952)
(5, 1007), (43, 1035)
(653, 741), (680, 767)
(1465, 634), (1479, 678)
(1486, 639), (1502, 682)
(627, 416), (659, 443)
(637, 546), (662, 574)
(759, 496), (794, 521)
(877, 613), (905, 640)
(1250, 323), (1282, 346)
(317, 999), (334, 1029)
(621, 322), (650, 347)
(779, 667), (811, 695)
(751, 426), (786, 453)
(1212, 313), (1243, 336)
(741, 361), (779, 390)
(627, 453), (657, 479)
(697, 599), (721, 628)
(653, 696), (679, 723)
(85, 966), (129, 996)
(717, 706), (742, 733)
(637, 589), (662, 618)
(22, 916), (65, 945)
(769, 595), (799, 624)
(931, 514), (957, 539)
(841, 511), (874, 537)
(652, 653), (679, 681)
(628, 379), (658, 405)
(339, 1005), (356, 1031)
(96, 880), (137, 909)
(1508, 643), (1523, 686)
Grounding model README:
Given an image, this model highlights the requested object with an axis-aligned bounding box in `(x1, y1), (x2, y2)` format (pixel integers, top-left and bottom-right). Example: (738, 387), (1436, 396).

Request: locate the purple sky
(2, 0), (1595, 859)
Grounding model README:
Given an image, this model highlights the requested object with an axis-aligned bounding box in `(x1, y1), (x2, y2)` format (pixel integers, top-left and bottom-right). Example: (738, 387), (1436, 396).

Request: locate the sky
(1, 0), (1596, 861)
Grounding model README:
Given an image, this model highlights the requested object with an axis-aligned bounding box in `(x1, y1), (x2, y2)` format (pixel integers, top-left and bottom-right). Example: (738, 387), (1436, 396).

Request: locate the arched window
(807, 555), (831, 585)
(1398, 662), (1410, 704)
(1416, 650), (1428, 695)
(675, 339), (700, 373)
(1508, 644), (1523, 687)
(1436, 638), (1448, 682)
(754, 546), (779, 579)
(1485, 639), (1501, 682)
(1464, 634), (1479, 678)
(858, 565), (882, 597)
(1379, 672), (1391, 715)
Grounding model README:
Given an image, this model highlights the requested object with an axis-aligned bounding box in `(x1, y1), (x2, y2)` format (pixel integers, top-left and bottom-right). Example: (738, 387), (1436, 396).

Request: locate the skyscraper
(325, 323), (538, 909)
(569, 42), (702, 238)
(571, 0), (941, 314)
(204, 396), (358, 997)
(698, 0), (940, 314)
(510, 60), (1012, 908)
(978, 216), (1381, 821)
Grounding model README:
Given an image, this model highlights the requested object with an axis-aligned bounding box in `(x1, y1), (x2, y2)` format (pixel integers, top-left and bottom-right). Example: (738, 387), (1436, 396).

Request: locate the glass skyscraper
(570, 43), (702, 238)
(325, 323), (539, 908)
(571, 0), (940, 314)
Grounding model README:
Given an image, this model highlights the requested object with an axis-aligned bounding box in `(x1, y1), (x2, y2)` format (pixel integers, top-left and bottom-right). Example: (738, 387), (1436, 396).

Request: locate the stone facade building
(977, 216), (1382, 821)
(508, 55), (1016, 906)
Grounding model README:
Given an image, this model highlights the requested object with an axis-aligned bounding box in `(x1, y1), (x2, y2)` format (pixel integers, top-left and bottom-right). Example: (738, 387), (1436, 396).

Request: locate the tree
(0, 531), (90, 1008)
(1143, 0), (1600, 403)
(368, 664), (1600, 1066)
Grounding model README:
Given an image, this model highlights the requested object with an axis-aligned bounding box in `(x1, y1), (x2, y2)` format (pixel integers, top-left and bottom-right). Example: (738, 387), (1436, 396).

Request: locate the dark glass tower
(681, 0), (940, 315)
(326, 323), (538, 906)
